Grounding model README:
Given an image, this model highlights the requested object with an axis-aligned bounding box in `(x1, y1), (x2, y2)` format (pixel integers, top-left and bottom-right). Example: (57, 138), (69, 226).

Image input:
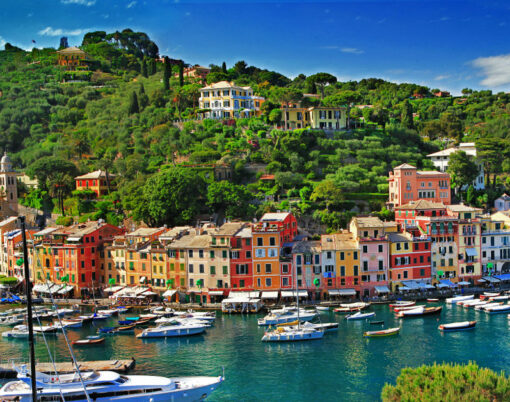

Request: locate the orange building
(56, 47), (89, 70)
(388, 163), (451, 208)
(75, 170), (115, 197)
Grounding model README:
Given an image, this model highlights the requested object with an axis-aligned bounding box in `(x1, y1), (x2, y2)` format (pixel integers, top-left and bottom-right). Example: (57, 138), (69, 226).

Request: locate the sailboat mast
(20, 216), (37, 402)
(296, 252), (300, 328)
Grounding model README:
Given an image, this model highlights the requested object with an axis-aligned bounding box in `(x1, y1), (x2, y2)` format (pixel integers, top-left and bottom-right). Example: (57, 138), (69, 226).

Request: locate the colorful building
(75, 170), (116, 197)
(308, 106), (347, 130)
(56, 47), (89, 70)
(223, 224), (252, 291)
(292, 240), (322, 299)
(480, 216), (510, 277)
(198, 81), (265, 119)
(388, 163), (451, 208)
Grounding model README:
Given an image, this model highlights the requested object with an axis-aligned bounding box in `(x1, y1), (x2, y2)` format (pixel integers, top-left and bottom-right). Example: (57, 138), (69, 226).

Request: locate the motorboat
(53, 320), (83, 329)
(77, 314), (94, 323)
(370, 320), (384, 325)
(154, 317), (212, 327)
(33, 325), (58, 334)
(476, 302), (502, 311)
(96, 308), (119, 316)
(139, 313), (159, 320)
(333, 302), (370, 313)
(439, 321), (476, 332)
(316, 306), (330, 312)
(462, 300), (488, 309)
(72, 335), (105, 346)
(363, 327), (400, 337)
(489, 295), (510, 302)
(261, 325), (324, 342)
(2, 325), (29, 339)
(389, 301), (415, 310)
(346, 311), (375, 320)
(396, 306), (442, 317)
(173, 310), (216, 322)
(257, 309), (317, 326)
(277, 321), (338, 332)
(426, 298), (439, 302)
(480, 292), (500, 300)
(393, 305), (424, 313)
(0, 316), (24, 326)
(484, 304), (510, 314)
(446, 295), (474, 304)
(56, 308), (75, 316)
(137, 323), (207, 338)
(0, 366), (224, 401)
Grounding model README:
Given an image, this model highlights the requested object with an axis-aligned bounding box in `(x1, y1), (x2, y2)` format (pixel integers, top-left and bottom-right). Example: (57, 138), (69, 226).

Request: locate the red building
(229, 226), (253, 290)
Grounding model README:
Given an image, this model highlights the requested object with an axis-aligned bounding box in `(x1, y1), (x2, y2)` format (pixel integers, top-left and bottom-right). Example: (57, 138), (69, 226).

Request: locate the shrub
(382, 362), (510, 401)
(56, 216), (74, 226)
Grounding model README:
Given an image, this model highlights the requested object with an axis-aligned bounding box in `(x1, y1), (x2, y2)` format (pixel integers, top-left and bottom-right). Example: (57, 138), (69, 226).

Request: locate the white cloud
(126, 1), (137, 8)
(340, 47), (364, 55)
(472, 54), (510, 87)
(38, 26), (90, 36)
(61, 0), (96, 6)
(434, 74), (451, 81)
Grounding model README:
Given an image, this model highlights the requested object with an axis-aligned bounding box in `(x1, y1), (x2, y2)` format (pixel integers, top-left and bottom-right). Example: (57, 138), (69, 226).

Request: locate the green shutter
(170, 263), (175, 271)
(223, 265), (228, 275)
(210, 266), (216, 274)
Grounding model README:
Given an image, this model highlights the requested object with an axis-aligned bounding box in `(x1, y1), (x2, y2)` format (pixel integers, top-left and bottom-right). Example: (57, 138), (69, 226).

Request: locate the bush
(382, 362), (510, 401)
(0, 277), (19, 285)
(56, 216), (74, 226)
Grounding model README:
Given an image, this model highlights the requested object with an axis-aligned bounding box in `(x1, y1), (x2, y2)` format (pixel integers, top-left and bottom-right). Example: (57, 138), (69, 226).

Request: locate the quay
(0, 358), (136, 379)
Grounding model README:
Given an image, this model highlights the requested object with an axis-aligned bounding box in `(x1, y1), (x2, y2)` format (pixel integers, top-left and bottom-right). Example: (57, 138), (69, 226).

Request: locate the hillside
(1, 29), (509, 231)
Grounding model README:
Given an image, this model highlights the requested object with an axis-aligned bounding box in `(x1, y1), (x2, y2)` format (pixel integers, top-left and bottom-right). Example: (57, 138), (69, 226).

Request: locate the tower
(0, 152), (18, 216)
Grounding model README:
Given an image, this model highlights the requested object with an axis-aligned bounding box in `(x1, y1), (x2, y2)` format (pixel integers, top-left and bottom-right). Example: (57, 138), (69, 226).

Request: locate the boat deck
(0, 358), (136, 378)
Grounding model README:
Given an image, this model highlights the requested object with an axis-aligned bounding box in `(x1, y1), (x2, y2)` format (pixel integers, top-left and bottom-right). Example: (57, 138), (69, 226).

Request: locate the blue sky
(2, 0), (510, 94)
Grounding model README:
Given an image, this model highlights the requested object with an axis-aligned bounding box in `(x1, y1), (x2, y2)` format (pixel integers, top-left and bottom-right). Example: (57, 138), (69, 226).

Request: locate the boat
(316, 306), (330, 312)
(393, 305), (424, 313)
(0, 366), (224, 401)
(115, 323), (136, 333)
(0, 316), (24, 326)
(53, 320), (82, 329)
(389, 301), (415, 310)
(480, 292), (500, 300)
(397, 306), (442, 318)
(333, 303), (369, 313)
(346, 311), (375, 320)
(154, 317), (212, 327)
(99, 323), (136, 334)
(462, 300), (488, 309)
(72, 336), (105, 346)
(261, 325), (324, 342)
(277, 321), (338, 332)
(484, 304), (510, 314)
(439, 321), (476, 332)
(333, 306), (361, 313)
(476, 302), (502, 311)
(426, 298), (439, 302)
(363, 327), (400, 337)
(446, 295), (474, 304)
(257, 308), (317, 326)
(173, 310), (216, 322)
(33, 325), (58, 334)
(370, 320), (384, 325)
(2, 325), (29, 339)
(489, 295), (510, 302)
(137, 323), (208, 338)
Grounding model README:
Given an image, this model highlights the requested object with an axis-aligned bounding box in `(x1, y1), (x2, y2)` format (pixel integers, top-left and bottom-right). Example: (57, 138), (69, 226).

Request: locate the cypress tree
(128, 91), (139, 114)
(139, 84), (149, 108)
(222, 61), (227, 73)
(149, 58), (156, 75)
(163, 56), (170, 91)
(141, 59), (148, 78)
(179, 61), (184, 87)
(401, 99), (415, 129)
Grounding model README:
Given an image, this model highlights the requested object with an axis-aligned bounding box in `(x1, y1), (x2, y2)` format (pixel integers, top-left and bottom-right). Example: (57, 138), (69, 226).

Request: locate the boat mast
(295, 252), (300, 329)
(20, 216), (37, 402)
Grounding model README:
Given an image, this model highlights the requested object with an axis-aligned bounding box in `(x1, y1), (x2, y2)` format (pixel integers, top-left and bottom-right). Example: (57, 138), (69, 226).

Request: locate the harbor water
(1, 302), (510, 401)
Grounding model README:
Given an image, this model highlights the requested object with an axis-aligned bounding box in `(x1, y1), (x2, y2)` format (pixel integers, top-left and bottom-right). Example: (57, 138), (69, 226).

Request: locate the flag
(31, 40), (36, 44)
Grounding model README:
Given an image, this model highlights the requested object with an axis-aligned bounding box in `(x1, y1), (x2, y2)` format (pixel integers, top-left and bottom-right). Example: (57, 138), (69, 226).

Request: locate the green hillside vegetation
(1, 29), (510, 230)
(382, 362), (510, 401)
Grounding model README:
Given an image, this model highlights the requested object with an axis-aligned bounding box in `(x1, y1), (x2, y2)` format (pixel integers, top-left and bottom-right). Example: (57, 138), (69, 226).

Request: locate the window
(189, 279), (194, 287)
(296, 255), (302, 265)
(199, 264), (205, 273)
(265, 278), (272, 287)
(378, 245), (383, 253)
(265, 264), (272, 273)
(282, 277), (289, 287)
(420, 269), (425, 277)
(353, 251), (358, 260)
(223, 266), (228, 275)
(340, 252), (345, 260)
(326, 251), (332, 259)
(210, 266), (216, 275)
(362, 245), (368, 253)
(269, 237), (276, 246)
(245, 239), (251, 246)
(257, 238), (263, 246)
(363, 261), (368, 271)
(353, 265), (359, 276)
(188, 264), (194, 273)
(378, 260), (383, 269)
(81, 273), (85, 282)
(282, 264), (289, 274)
(222, 250), (228, 259)
(257, 278), (261, 287)
(268, 248), (278, 258)
(255, 249), (265, 258)
(403, 271), (408, 279)
(188, 250), (193, 258)
(340, 266), (345, 276)
(246, 251), (252, 259)
(240, 279), (245, 288)
(217, 280), (223, 288)
(256, 264), (261, 273)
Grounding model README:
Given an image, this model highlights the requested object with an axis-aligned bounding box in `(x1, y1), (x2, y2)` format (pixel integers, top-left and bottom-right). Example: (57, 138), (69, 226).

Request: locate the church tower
(0, 152), (18, 215)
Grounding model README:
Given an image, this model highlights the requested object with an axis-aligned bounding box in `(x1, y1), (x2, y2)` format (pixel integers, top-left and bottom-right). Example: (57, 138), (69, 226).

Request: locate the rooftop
(56, 46), (86, 54)
(292, 240), (321, 254)
(214, 222), (247, 236)
(33, 227), (58, 237)
(395, 200), (446, 210)
(497, 193), (510, 202)
(393, 163), (417, 170)
(351, 216), (385, 228)
(321, 232), (358, 250)
(427, 143), (477, 158)
(260, 212), (291, 222)
(0, 216), (18, 228)
(75, 170), (115, 180)
(52, 221), (108, 238)
(201, 81), (252, 91)
(416, 170), (449, 176)
(447, 204), (483, 213)
(127, 227), (164, 237)
(387, 232), (412, 243)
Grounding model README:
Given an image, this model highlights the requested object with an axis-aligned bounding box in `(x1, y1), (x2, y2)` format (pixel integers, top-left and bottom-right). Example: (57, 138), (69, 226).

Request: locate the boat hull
(138, 326), (206, 338)
(363, 328), (400, 337)
(439, 321), (476, 332)
(261, 331), (324, 342)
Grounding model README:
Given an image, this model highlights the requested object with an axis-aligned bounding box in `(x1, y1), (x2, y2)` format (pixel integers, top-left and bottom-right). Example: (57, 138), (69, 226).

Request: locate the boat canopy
(374, 286), (390, 294)
(439, 279), (457, 288)
(281, 290), (308, 298)
(162, 289), (177, 297)
(465, 248), (478, 257)
(493, 273), (510, 281)
(261, 291), (279, 299)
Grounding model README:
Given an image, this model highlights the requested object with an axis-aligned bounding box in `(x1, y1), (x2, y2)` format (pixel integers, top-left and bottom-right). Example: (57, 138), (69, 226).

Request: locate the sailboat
(0, 217), (224, 401)
(261, 257), (324, 342)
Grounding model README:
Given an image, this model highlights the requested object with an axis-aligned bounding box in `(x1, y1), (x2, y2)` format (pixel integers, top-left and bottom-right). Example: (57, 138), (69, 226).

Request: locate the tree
(310, 180), (343, 211)
(307, 73), (337, 98)
(163, 56), (171, 91)
(466, 185), (475, 205)
(127, 91), (139, 114)
(206, 181), (255, 219)
(48, 172), (74, 215)
(476, 136), (507, 188)
(270, 87), (303, 130)
(439, 112), (463, 142)
(221, 61), (227, 73)
(268, 108), (282, 126)
(178, 61), (184, 87)
(137, 168), (207, 226)
(148, 58), (156, 75)
(26, 157), (79, 192)
(233, 60), (247, 75)
(447, 150), (478, 194)
(400, 99), (414, 129)
(141, 58), (148, 78)
(138, 83), (149, 109)
(382, 362), (510, 401)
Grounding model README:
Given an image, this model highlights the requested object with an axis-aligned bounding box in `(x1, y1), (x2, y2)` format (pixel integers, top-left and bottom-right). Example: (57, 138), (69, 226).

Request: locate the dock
(0, 358), (136, 379)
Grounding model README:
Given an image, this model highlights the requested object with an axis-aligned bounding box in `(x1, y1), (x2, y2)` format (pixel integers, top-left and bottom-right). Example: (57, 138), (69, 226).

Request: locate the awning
(338, 288), (357, 296)
(143, 291), (157, 296)
(104, 286), (124, 293)
(458, 281), (471, 286)
(436, 283), (450, 288)
(494, 273), (510, 281)
(402, 280), (421, 290)
(261, 291), (278, 299)
(465, 248), (478, 257)
(58, 285), (74, 294)
(229, 291), (251, 298)
(139, 276), (147, 283)
(440, 279), (457, 288)
(162, 289), (177, 297)
(482, 276), (500, 283)
(374, 286), (390, 294)
(135, 287), (149, 295)
(477, 278), (486, 283)
(66, 236), (81, 242)
(281, 290), (308, 298)
(248, 291), (260, 298)
(424, 284), (436, 289)
(209, 291), (225, 296)
(399, 285), (411, 291)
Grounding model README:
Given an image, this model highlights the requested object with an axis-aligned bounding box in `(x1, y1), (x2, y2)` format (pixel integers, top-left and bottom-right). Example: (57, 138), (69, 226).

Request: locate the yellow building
(199, 81), (265, 119)
(56, 46), (89, 70)
(284, 107), (310, 129)
(308, 106), (347, 130)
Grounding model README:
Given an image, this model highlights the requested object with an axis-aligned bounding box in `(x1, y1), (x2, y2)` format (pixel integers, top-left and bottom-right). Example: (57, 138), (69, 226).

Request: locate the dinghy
(438, 321), (476, 332)
(346, 311), (375, 320)
(363, 327), (400, 337)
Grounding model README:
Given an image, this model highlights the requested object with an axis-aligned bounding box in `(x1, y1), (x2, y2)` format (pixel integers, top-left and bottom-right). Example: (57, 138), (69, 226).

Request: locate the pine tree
(163, 56), (170, 91)
(179, 61), (184, 87)
(128, 91), (139, 114)
(401, 99), (415, 129)
(222, 61), (227, 73)
(141, 59), (148, 78)
(149, 58), (156, 75)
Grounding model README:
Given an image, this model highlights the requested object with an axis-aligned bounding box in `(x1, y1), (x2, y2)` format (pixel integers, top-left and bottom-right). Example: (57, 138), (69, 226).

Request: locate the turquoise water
(2, 303), (510, 401)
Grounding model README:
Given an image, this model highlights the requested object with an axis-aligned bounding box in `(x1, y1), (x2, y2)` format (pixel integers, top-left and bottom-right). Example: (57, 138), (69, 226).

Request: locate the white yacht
(261, 325), (324, 342)
(137, 323), (208, 338)
(258, 308), (317, 326)
(445, 294), (474, 304)
(0, 366), (223, 401)
(2, 324), (29, 339)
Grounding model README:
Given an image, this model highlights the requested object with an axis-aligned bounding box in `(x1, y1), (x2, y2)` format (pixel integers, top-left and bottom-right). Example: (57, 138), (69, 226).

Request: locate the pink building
(349, 217), (398, 298)
(388, 163), (451, 208)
